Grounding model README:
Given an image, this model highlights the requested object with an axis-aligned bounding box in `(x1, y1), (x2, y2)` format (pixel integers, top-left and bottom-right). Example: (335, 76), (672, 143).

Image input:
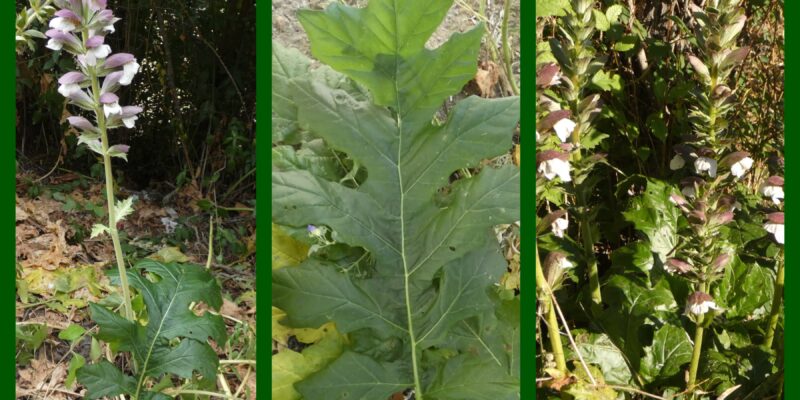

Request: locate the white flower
(765, 213), (784, 244)
(688, 299), (719, 315)
(538, 158), (571, 182)
(760, 177), (784, 205)
(120, 60), (140, 85)
(46, 39), (63, 51)
(730, 156), (754, 178)
(49, 17), (77, 32)
(122, 115), (138, 128)
(104, 101), (121, 117)
(556, 256), (574, 270)
(57, 83), (81, 97)
(762, 186), (784, 205)
(553, 118), (576, 143)
(694, 157), (717, 177)
(681, 186), (696, 198)
(551, 217), (569, 238)
(764, 222), (784, 244)
(669, 155), (685, 170)
(686, 292), (720, 316)
(84, 44), (112, 66)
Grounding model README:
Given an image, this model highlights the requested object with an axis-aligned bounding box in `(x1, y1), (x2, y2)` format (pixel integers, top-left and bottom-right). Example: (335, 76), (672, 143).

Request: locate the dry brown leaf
(18, 352), (67, 395)
(475, 60), (500, 98)
(220, 298), (246, 321)
(17, 220), (80, 271)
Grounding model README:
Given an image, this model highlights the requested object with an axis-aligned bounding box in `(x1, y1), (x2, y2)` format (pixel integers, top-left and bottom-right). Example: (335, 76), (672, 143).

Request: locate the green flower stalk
(45, 0), (143, 322)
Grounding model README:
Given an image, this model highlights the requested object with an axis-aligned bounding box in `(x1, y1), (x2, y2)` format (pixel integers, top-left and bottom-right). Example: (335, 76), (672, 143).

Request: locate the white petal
(49, 17), (76, 32)
(765, 223), (785, 244)
(90, 44), (112, 60)
(681, 187), (696, 198)
(122, 116), (137, 128)
(46, 39), (63, 51)
(104, 102), (122, 117)
(553, 119), (576, 143)
(551, 217), (569, 238)
(119, 61), (140, 85)
(558, 258), (574, 269)
(775, 226), (785, 244)
(539, 159), (572, 182)
(57, 83), (80, 97)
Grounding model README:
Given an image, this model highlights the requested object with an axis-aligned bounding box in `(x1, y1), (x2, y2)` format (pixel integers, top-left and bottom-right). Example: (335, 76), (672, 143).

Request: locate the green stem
(501, 0), (519, 95)
(580, 217), (602, 305)
(687, 314), (705, 391)
(536, 246), (567, 374)
(764, 255), (784, 349)
(83, 31), (134, 324)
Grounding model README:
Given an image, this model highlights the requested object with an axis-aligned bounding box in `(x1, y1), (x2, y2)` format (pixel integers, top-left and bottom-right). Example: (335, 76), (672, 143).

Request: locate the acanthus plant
(656, 0), (773, 392)
(271, 0), (520, 398)
(534, 0), (609, 384)
(40, 1), (225, 398)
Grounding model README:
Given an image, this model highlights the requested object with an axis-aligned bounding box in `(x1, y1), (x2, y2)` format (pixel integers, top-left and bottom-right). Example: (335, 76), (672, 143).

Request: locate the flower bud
(665, 258), (693, 274)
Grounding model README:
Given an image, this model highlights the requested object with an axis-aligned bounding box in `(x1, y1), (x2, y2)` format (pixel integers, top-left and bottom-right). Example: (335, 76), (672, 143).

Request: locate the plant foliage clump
(271, 0), (520, 398)
(78, 260), (226, 399)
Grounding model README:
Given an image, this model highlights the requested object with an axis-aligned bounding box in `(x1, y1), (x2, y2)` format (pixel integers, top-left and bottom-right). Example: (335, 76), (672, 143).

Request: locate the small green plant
(272, 0), (520, 398)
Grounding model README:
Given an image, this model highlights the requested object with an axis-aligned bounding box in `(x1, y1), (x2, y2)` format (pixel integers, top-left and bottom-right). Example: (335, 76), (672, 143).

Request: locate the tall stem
(84, 33), (134, 322)
(764, 254), (784, 349)
(536, 246), (567, 374)
(687, 314), (705, 391)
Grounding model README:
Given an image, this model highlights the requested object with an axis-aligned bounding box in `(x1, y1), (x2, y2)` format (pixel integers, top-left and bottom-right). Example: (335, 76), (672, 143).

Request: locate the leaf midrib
(134, 274), (184, 399)
(389, 0), (424, 396)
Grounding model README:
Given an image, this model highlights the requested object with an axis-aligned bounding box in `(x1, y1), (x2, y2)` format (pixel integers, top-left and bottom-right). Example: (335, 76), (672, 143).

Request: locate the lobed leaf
(78, 261), (226, 398)
(271, 0), (520, 397)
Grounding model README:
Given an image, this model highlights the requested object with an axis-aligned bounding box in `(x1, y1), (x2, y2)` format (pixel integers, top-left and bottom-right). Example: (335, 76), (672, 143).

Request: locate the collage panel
(535, 0), (784, 398)
(15, 1), (256, 398)
(271, 0), (521, 399)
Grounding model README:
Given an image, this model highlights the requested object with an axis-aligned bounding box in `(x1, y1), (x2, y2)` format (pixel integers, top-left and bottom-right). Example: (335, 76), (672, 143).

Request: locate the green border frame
(8, 1), (18, 398)
(258, 0), (271, 396)
(522, 0), (534, 399)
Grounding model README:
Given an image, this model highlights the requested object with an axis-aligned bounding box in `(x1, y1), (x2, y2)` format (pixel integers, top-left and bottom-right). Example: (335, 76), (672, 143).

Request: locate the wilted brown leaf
(475, 60), (500, 98)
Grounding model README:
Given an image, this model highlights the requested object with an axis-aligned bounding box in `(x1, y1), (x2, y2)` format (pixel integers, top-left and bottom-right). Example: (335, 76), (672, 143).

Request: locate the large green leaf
(272, 0), (520, 397)
(78, 361), (137, 400)
(598, 275), (678, 375)
(640, 323), (693, 383)
(567, 331), (632, 385)
(623, 180), (681, 268)
(713, 256), (774, 320)
(78, 261), (226, 398)
(296, 351), (412, 399)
